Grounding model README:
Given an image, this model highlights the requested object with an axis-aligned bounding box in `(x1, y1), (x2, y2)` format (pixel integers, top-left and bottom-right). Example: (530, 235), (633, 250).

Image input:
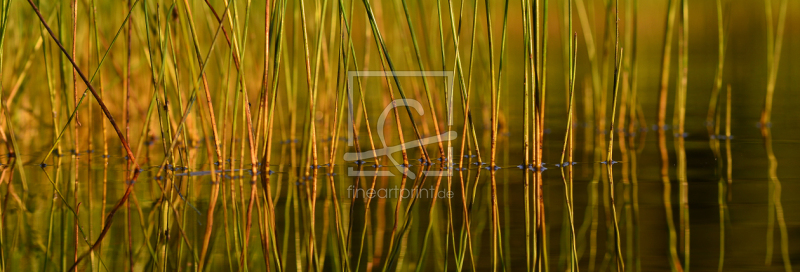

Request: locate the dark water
(7, 106), (800, 272)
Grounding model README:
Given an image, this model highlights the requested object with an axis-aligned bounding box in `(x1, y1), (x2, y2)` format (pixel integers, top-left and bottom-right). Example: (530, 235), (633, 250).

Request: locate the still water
(5, 105), (799, 272)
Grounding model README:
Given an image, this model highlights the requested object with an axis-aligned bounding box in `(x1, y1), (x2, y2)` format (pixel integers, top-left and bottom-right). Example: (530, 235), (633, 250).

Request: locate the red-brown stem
(241, 177), (258, 269)
(125, 1), (133, 271)
(71, 1), (80, 270)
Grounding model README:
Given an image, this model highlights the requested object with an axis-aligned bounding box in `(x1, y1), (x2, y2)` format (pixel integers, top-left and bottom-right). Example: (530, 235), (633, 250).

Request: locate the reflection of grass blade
(716, 85), (732, 272)
(764, 127), (792, 271)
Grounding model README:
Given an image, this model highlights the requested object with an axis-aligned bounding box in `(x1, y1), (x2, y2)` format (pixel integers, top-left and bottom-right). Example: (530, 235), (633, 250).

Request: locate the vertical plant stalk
(255, 0), (271, 163)
(626, 2), (642, 268)
(534, 0), (551, 269)
(521, 0), (533, 269)
(656, 0), (679, 129)
(763, 4), (791, 268)
(72, 0), (79, 145)
(705, 0), (726, 133)
(619, 0), (637, 269)
(449, 0), (482, 255)
(521, 0), (532, 269)
(607, 46), (625, 272)
(297, 0), (324, 268)
(559, 33), (579, 272)
(38, 5), (59, 267)
(262, 0), (286, 253)
(481, 0), (499, 270)
(654, 1), (682, 271)
(676, 1), (690, 271)
(572, 2), (603, 267)
(761, 0), (787, 127)
(716, 85), (731, 272)
(257, 0), (279, 270)
(216, 0), (265, 267)
(124, 0), (134, 270)
(484, 0), (497, 170)
(40, 15), (62, 159)
(262, 1), (287, 267)
(69, 1), (81, 270)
